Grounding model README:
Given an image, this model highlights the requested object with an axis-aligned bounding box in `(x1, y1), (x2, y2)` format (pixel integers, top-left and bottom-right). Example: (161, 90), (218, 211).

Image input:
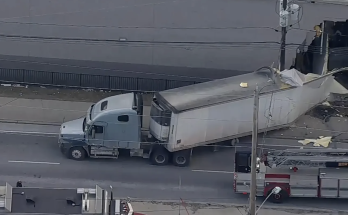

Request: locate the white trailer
(151, 69), (337, 152)
(59, 68), (338, 167)
(234, 147), (348, 203)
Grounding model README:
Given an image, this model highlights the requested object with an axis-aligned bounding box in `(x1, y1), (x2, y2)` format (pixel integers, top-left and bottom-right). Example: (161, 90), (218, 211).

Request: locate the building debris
(279, 68), (305, 86)
(298, 136), (332, 147)
(322, 101), (331, 106)
(239, 82), (248, 88)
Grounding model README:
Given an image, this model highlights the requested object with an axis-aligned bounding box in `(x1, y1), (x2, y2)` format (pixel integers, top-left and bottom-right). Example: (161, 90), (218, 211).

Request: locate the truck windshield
(150, 102), (171, 126)
(89, 104), (95, 120)
(83, 118), (86, 131)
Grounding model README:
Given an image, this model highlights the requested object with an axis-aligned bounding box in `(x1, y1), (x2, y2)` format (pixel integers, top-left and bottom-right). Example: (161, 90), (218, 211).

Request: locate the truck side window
(101, 101), (108, 111)
(94, 125), (104, 133)
(118, 115), (129, 122)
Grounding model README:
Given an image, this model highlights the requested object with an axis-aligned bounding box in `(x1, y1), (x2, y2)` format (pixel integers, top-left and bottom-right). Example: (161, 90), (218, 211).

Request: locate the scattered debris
(279, 68), (305, 87)
(298, 136), (332, 148)
(13, 84), (27, 88)
(308, 104), (341, 121)
(239, 82), (248, 88)
(83, 88), (94, 92)
(322, 101), (331, 106)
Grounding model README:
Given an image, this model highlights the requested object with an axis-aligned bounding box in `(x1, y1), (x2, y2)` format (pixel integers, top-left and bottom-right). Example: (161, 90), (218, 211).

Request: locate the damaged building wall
(328, 20), (348, 89)
(325, 20), (348, 71)
(295, 19), (348, 89)
(294, 22), (328, 75)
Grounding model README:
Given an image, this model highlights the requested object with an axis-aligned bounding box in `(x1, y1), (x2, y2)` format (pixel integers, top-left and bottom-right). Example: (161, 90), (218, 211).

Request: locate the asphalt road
(0, 130), (347, 210)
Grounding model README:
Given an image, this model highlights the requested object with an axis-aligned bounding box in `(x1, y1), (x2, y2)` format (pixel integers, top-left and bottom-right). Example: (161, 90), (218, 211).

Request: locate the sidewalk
(0, 96), (92, 125)
(131, 201), (346, 215)
(0, 122), (59, 135)
(0, 85), (152, 127)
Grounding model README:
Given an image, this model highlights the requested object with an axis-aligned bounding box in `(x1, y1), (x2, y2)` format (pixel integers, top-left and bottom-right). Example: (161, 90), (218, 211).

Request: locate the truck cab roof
(91, 93), (135, 120)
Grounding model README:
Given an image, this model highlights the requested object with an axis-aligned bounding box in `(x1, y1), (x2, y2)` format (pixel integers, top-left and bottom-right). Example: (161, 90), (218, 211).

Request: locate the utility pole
(109, 186), (114, 215)
(279, 0), (289, 71)
(248, 86), (259, 215)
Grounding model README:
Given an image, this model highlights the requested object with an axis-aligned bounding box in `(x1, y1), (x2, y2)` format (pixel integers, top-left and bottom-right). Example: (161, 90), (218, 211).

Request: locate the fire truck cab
(234, 148), (348, 203)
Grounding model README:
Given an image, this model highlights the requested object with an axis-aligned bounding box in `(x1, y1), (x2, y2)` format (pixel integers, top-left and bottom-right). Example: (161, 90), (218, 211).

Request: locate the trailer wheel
(269, 189), (288, 203)
(172, 150), (191, 167)
(150, 147), (169, 166)
(69, 147), (86, 161)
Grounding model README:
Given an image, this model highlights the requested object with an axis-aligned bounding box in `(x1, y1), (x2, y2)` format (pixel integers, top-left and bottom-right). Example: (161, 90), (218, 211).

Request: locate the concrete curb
(131, 199), (348, 213)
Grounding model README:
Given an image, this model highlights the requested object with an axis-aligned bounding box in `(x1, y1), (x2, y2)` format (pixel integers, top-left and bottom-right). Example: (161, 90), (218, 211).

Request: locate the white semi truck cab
(58, 92), (193, 166)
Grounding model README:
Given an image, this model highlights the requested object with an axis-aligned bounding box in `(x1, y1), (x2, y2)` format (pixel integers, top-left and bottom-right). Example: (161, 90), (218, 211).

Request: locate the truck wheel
(150, 147), (169, 166)
(172, 150), (191, 167)
(269, 189), (288, 203)
(69, 147), (86, 161)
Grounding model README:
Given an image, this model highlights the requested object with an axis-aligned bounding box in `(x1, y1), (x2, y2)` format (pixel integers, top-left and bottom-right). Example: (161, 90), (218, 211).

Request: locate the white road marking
(8, 160), (60, 165)
(191, 169), (234, 174)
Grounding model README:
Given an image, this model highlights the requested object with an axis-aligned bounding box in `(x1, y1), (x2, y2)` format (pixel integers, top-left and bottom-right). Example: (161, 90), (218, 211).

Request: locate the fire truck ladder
(266, 148), (348, 168)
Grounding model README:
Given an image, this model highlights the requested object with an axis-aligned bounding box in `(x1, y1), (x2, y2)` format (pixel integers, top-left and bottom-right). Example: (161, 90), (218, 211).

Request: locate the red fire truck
(234, 147), (348, 203)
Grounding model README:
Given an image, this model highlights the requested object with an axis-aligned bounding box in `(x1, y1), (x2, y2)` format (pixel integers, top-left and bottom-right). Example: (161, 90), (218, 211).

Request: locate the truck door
(113, 114), (137, 149)
(88, 122), (107, 146)
(235, 151), (251, 173)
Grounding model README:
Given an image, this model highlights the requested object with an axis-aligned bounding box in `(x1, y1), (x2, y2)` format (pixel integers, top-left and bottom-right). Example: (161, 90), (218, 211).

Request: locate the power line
(0, 35), (286, 49)
(0, 32), (312, 50)
(0, 33), (284, 45)
(0, 36), (299, 50)
(1, 18), (348, 40)
(0, 20), (281, 31)
(0, 37), (315, 53)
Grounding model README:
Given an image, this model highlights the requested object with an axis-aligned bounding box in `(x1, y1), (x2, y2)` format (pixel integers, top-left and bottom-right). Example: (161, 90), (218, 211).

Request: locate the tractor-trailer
(58, 68), (337, 167)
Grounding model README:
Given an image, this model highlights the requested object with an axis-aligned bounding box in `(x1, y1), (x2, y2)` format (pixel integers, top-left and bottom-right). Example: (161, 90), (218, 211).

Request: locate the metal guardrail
(0, 68), (201, 92)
